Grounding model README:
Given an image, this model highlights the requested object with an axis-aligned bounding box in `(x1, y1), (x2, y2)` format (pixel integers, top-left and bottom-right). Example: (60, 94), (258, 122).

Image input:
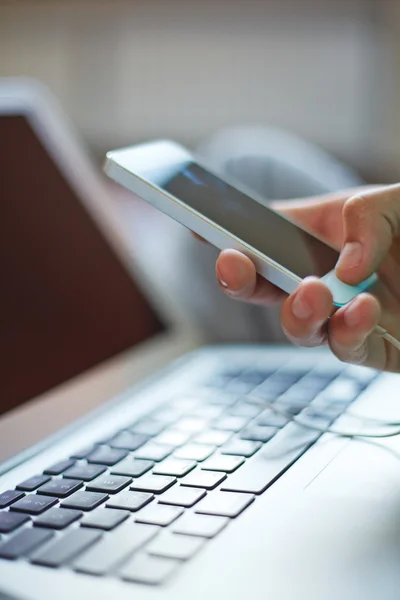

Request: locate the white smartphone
(104, 140), (377, 307)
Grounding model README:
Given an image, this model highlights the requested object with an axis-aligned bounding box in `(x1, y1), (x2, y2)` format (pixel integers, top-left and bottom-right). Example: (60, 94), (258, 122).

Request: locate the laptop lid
(0, 78), (198, 467)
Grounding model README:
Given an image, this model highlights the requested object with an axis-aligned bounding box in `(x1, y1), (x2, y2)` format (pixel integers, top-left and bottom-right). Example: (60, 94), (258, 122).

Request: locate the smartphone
(104, 140), (377, 306)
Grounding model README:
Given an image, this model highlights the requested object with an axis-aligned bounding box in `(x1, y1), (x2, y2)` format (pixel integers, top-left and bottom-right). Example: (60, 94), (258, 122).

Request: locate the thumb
(336, 184), (400, 285)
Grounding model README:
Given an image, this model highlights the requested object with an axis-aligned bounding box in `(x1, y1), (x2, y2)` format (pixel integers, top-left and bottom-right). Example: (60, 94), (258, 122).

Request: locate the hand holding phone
(104, 140), (377, 307)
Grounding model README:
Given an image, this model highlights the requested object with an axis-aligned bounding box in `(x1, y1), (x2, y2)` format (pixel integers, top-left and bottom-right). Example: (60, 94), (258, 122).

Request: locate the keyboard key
(135, 504), (183, 527)
(229, 402), (262, 418)
(131, 475), (176, 494)
(172, 513), (228, 538)
(111, 457), (154, 478)
(63, 463), (106, 481)
(181, 469), (226, 490)
(35, 508), (82, 530)
(61, 491), (108, 511)
(208, 393), (238, 407)
(87, 446), (128, 466)
(191, 405), (224, 419)
(159, 486), (206, 508)
(81, 508), (129, 530)
(31, 528), (101, 567)
(240, 426), (277, 443)
(221, 423), (320, 494)
(74, 522), (159, 576)
(147, 531), (205, 560)
(0, 512), (29, 533)
(0, 528), (54, 560)
(174, 418), (209, 433)
(0, 490), (25, 509)
(221, 439), (261, 458)
(119, 553), (179, 585)
(151, 407), (183, 424)
(194, 430), (232, 446)
(257, 409), (289, 428)
(130, 419), (166, 437)
(106, 491), (154, 512)
(70, 446), (94, 459)
(134, 443), (174, 462)
(16, 475), (51, 492)
(174, 444), (216, 462)
(155, 430), (191, 448)
(38, 478), (83, 498)
(11, 494), (57, 515)
(109, 431), (148, 452)
(153, 458), (196, 478)
(44, 459), (75, 475)
(201, 455), (244, 473)
(195, 491), (254, 518)
(213, 416), (250, 432)
(86, 475), (131, 494)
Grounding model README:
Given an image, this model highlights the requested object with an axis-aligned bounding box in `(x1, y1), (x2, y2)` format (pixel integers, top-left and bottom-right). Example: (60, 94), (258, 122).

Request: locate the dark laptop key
(221, 423), (321, 494)
(87, 446), (128, 466)
(63, 463), (106, 481)
(10, 495), (57, 515)
(181, 469), (226, 490)
(0, 528), (54, 560)
(201, 455), (244, 473)
(70, 446), (94, 460)
(240, 425), (277, 443)
(0, 512), (30, 534)
(81, 508), (129, 531)
(16, 475), (51, 492)
(75, 522), (159, 576)
(158, 485), (206, 508)
(172, 513), (228, 538)
(61, 491), (108, 511)
(130, 419), (166, 437)
(0, 490), (25, 509)
(147, 531), (205, 561)
(134, 443), (174, 462)
(86, 475), (131, 494)
(152, 458), (196, 478)
(106, 491), (154, 512)
(131, 475), (176, 494)
(38, 478), (83, 498)
(31, 528), (101, 567)
(44, 459), (75, 475)
(135, 504), (183, 527)
(119, 553), (179, 585)
(221, 439), (261, 458)
(111, 457), (154, 478)
(34, 508), (82, 530)
(195, 491), (254, 518)
(109, 432), (149, 452)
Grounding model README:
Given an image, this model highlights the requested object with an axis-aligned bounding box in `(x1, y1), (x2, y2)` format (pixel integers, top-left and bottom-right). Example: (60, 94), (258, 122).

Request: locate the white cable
(374, 326), (400, 351)
(247, 396), (400, 440)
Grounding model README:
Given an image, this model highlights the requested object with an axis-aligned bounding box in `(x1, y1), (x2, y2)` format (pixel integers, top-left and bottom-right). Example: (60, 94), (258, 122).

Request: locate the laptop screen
(0, 114), (165, 417)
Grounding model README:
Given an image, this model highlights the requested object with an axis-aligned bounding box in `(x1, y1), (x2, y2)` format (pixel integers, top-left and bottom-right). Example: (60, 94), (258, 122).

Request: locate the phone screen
(146, 160), (339, 279)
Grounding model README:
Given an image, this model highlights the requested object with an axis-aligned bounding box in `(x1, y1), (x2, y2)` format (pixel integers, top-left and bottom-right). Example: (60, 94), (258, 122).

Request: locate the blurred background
(1, 0), (400, 344)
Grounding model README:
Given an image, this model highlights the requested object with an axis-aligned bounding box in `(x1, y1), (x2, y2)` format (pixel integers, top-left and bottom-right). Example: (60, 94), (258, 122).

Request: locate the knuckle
(343, 194), (372, 222)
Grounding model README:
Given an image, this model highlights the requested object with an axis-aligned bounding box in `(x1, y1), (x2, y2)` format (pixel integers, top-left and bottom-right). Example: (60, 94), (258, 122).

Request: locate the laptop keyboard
(0, 362), (377, 584)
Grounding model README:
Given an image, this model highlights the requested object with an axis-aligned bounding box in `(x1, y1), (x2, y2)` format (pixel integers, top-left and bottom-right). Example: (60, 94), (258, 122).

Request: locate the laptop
(0, 79), (399, 600)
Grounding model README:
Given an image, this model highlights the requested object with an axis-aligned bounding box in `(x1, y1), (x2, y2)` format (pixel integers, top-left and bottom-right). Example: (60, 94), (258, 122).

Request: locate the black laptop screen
(0, 115), (164, 416)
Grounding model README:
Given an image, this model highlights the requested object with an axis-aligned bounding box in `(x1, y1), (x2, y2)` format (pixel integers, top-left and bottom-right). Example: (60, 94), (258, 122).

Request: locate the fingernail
(216, 267), (229, 289)
(337, 242), (363, 271)
(344, 300), (361, 327)
(292, 289), (313, 320)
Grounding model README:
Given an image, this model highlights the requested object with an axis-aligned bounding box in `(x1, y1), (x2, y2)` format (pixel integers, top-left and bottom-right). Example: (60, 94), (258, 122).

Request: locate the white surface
(0, 346), (399, 600)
